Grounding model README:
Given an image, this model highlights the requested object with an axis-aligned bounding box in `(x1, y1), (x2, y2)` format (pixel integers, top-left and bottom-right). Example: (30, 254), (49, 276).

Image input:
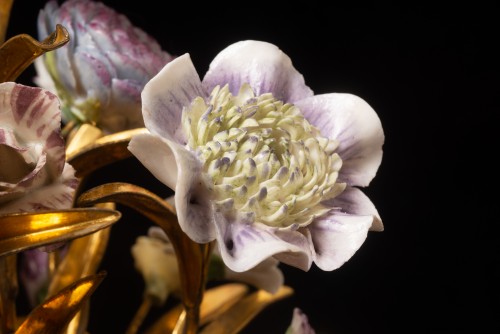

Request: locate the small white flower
(131, 227), (180, 305)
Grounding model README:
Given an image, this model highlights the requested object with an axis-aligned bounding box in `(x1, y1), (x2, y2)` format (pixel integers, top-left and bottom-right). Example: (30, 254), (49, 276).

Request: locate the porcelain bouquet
(0, 0), (385, 333)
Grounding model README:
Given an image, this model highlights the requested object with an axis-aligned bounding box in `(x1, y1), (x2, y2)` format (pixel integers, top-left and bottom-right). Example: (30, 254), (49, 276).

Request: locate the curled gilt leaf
(0, 24), (69, 82)
(15, 272), (106, 334)
(77, 182), (212, 334)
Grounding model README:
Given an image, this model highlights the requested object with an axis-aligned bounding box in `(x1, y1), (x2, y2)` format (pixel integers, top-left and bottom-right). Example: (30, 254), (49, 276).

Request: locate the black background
(6, 1), (499, 333)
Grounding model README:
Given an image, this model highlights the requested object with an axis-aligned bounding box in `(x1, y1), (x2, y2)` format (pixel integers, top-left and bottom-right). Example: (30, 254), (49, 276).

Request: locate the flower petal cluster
(129, 40), (384, 272)
(1, 82), (78, 307)
(35, 0), (174, 133)
(0, 82), (78, 214)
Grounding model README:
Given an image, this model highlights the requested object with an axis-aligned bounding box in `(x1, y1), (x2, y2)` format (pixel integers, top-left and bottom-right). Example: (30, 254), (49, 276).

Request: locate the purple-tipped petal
(0, 163), (78, 214)
(142, 54), (205, 144)
(74, 48), (114, 98)
(295, 93), (384, 187)
(0, 83), (65, 176)
(214, 212), (312, 272)
(310, 213), (373, 271)
(128, 133), (215, 243)
(202, 40), (313, 103)
(35, 0), (174, 133)
(324, 186), (383, 231)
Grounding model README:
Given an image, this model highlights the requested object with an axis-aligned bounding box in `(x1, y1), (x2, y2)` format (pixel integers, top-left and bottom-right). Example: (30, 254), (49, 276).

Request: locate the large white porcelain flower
(0, 82), (78, 214)
(129, 40), (384, 272)
(34, 0), (174, 133)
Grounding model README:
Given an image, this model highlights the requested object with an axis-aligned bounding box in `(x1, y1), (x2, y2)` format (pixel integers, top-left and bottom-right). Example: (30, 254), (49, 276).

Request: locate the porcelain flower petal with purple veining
(0, 82), (78, 214)
(129, 40), (384, 272)
(35, 0), (174, 133)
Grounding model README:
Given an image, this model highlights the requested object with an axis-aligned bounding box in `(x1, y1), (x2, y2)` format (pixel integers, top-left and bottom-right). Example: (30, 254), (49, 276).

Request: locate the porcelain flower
(0, 82), (78, 214)
(131, 226), (283, 304)
(131, 227), (181, 305)
(129, 40), (384, 272)
(34, 0), (174, 133)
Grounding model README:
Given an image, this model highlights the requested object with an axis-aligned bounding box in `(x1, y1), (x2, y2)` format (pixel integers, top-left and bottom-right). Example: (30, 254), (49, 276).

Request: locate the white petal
(0, 163), (78, 214)
(33, 58), (57, 95)
(202, 40), (313, 103)
(224, 256), (284, 294)
(128, 133), (178, 190)
(0, 82), (66, 175)
(214, 212), (313, 272)
(325, 186), (383, 231)
(142, 54), (205, 144)
(295, 93), (384, 187)
(74, 48), (114, 100)
(128, 133), (215, 243)
(310, 213), (373, 271)
(131, 235), (180, 304)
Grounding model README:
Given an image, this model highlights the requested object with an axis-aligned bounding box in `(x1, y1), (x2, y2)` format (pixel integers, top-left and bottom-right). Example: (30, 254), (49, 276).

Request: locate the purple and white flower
(34, 0), (174, 133)
(129, 40), (384, 272)
(0, 82), (78, 214)
(1, 82), (78, 307)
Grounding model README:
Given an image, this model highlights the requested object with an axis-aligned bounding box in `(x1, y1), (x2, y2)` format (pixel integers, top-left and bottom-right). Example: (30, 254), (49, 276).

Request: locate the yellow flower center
(182, 84), (345, 228)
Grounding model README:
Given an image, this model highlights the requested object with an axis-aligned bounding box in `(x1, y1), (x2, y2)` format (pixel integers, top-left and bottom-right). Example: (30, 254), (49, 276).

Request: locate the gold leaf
(77, 182), (212, 333)
(200, 286), (294, 334)
(0, 24), (69, 82)
(66, 128), (149, 178)
(145, 283), (249, 334)
(14, 271), (106, 334)
(0, 0), (14, 44)
(0, 208), (120, 257)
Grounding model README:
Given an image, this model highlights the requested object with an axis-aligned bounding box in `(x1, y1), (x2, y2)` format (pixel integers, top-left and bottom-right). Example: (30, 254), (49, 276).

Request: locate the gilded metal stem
(47, 251), (60, 281)
(77, 182), (213, 334)
(14, 272), (106, 334)
(125, 294), (153, 334)
(0, 0), (14, 45)
(0, 254), (17, 334)
(145, 283), (249, 334)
